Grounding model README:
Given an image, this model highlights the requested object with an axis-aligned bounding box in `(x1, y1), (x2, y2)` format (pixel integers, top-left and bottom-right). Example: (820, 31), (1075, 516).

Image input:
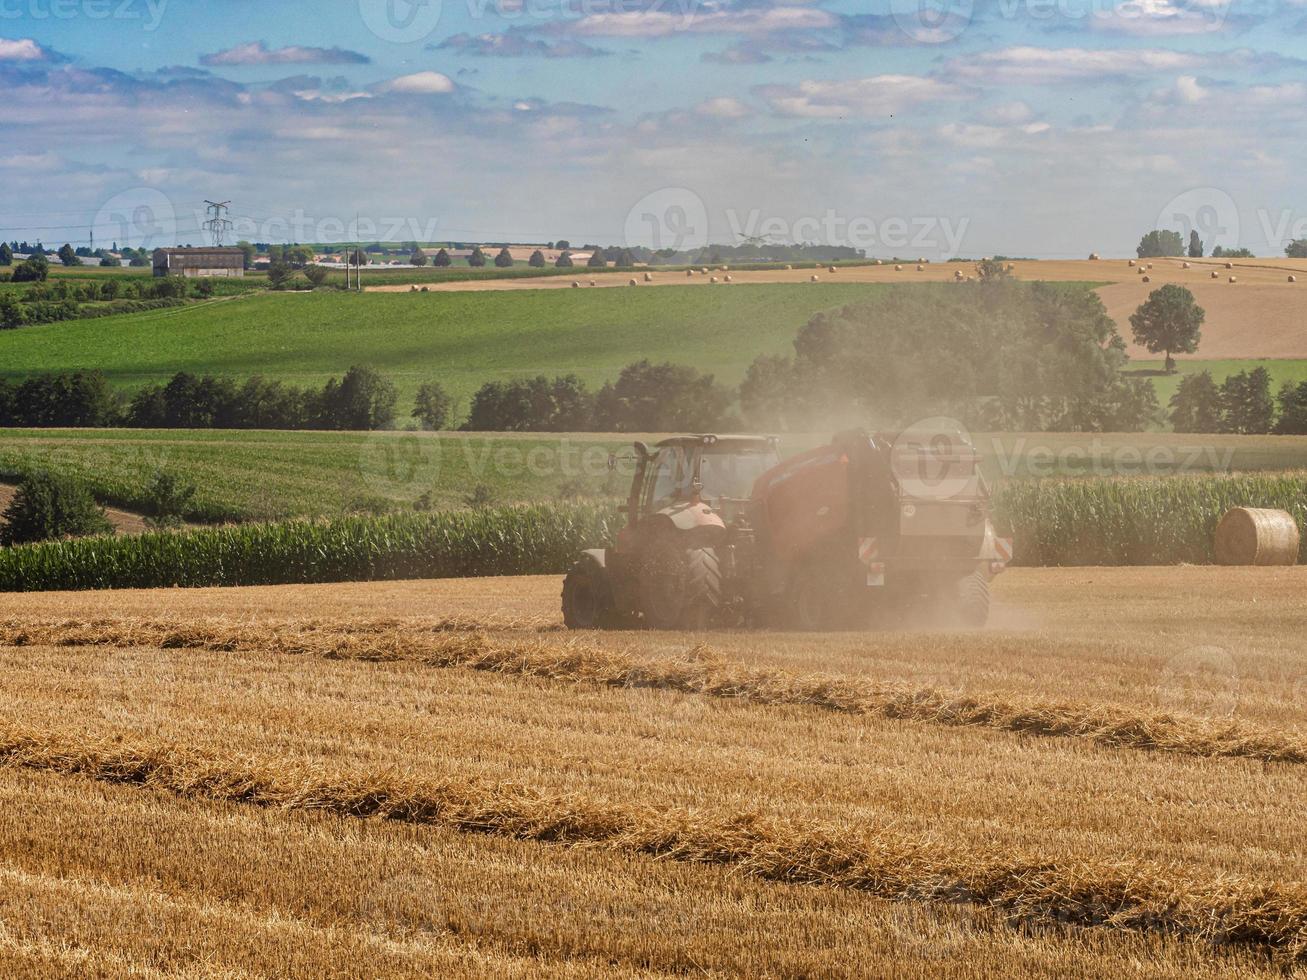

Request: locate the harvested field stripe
(0, 724), (1303, 964)
(7, 619), (1306, 766)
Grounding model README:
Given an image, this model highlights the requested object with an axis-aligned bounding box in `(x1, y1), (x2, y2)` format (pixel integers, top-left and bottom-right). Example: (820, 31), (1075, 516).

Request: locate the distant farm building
(152, 247), (245, 278)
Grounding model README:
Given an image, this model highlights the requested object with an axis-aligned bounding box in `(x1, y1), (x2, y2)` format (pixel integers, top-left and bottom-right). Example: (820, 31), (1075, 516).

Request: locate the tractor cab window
(698, 449), (779, 501)
(642, 447), (691, 510)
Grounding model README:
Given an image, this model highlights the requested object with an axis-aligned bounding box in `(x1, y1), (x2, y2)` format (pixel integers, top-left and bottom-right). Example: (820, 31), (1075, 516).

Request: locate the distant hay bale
(1182, 262), (1191, 269)
(420, 286), (428, 292)
(643, 272), (653, 281)
(1089, 252), (1100, 260)
(409, 285), (417, 292)
(720, 266), (728, 271)
(785, 264), (793, 270)
(1210, 271), (1220, 279)
(589, 280), (596, 286)
(916, 264), (924, 271)
(1226, 261), (1234, 269)
(895, 264), (903, 271)
(1128, 259), (1136, 267)
(1289, 275), (1297, 283)
(810, 274), (819, 282)
(1138, 267), (1147, 275)
(1229, 276), (1238, 283)
(700, 267), (709, 274)
(686, 269), (694, 276)
(1142, 275), (1151, 282)
(724, 275), (733, 282)
(917, 257), (926, 264)
(571, 280), (580, 288)
(710, 276), (718, 283)
(1147, 263), (1154, 269)
(628, 278), (638, 286)
(1214, 508), (1300, 566)
(875, 259), (883, 265)
(828, 265), (837, 273)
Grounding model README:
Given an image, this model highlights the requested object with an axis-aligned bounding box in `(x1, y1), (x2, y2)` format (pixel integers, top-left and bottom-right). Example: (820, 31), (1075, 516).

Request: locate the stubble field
(0, 566), (1304, 977)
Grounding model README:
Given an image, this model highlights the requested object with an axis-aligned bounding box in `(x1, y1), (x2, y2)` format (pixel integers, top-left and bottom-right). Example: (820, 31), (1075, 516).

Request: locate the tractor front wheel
(562, 557), (615, 629)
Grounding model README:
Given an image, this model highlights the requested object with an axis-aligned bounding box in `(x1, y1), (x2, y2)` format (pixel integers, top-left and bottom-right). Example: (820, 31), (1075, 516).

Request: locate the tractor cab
(626, 435), (781, 523)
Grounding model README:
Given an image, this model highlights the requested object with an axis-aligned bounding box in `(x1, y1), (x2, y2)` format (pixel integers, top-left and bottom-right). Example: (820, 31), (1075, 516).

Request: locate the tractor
(561, 429), (1010, 631)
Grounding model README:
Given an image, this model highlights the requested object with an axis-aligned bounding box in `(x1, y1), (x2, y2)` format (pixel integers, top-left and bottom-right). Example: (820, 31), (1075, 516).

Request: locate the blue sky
(1, 0), (1304, 258)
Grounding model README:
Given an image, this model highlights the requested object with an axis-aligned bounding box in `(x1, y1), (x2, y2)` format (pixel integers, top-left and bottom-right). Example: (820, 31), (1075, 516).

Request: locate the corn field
(0, 502), (616, 592)
(1, 475), (1305, 591)
(994, 473), (1307, 566)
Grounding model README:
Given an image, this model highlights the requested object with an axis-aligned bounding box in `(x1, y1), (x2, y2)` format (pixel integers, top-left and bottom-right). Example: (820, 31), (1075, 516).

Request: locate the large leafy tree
(528, 249), (545, 268)
(494, 247), (513, 268)
(1129, 284), (1204, 373)
(57, 243), (81, 266)
(467, 247), (487, 267)
(1169, 371), (1223, 432)
(1136, 230), (1184, 258)
(1188, 230), (1203, 258)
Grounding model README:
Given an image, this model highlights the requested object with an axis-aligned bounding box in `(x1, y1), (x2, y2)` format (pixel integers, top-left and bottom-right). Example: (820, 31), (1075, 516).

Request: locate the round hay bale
(810, 274), (819, 282)
(409, 285), (418, 292)
(875, 258), (883, 265)
(1182, 261), (1191, 269)
(785, 264), (793, 270)
(1138, 267), (1147, 275)
(700, 267), (709, 274)
(1229, 275), (1238, 283)
(629, 278), (638, 286)
(710, 276), (719, 283)
(828, 265), (837, 273)
(420, 286), (429, 292)
(1289, 275), (1297, 283)
(917, 257), (926, 264)
(1210, 270), (1220, 279)
(1225, 261), (1234, 269)
(1147, 263), (1154, 269)
(1214, 508), (1300, 566)
(1089, 252), (1100, 260)
(644, 272), (653, 282)
(686, 269), (694, 277)
(724, 275), (733, 282)
(1128, 259), (1136, 267)
(570, 280), (580, 288)
(895, 264), (903, 271)
(1142, 275), (1151, 282)
(589, 279), (596, 286)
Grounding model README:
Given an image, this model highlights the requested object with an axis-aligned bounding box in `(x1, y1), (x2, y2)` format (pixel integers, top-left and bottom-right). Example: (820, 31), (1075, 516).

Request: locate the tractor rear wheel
(562, 557), (615, 629)
(639, 544), (722, 630)
(956, 570), (991, 628)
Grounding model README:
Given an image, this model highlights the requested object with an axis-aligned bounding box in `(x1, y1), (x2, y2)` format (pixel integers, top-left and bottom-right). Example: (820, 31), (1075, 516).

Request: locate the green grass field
(1131, 359), (1307, 406)
(0, 284), (889, 407)
(3, 428), (1305, 523)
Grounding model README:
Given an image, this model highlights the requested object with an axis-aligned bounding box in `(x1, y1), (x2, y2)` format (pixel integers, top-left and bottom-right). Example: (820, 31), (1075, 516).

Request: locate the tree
(613, 248), (636, 268)
(494, 247), (513, 268)
(141, 471), (196, 529)
(555, 240), (570, 250)
(285, 245), (315, 268)
(467, 247), (487, 267)
(528, 249), (545, 268)
(1219, 368), (1274, 434)
(321, 365), (397, 430)
(0, 242), (12, 266)
(555, 251), (573, 268)
(1286, 240), (1307, 259)
(412, 381), (454, 430)
(236, 241), (256, 269)
(432, 248), (451, 267)
(57, 243), (81, 266)
(586, 249), (607, 269)
(11, 253), (49, 282)
(1211, 245), (1254, 258)
(1168, 371), (1223, 432)
(593, 360), (734, 432)
(410, 248), (429, 267)
(1274, 381), (1307, 434)
(302, 265), (330, 287)
(975, 258), (1011, 282)
(1188, 230), (1203, 258)
(267, 260), (293, 288)
(1129, 284), (1204, 373)
(99, 256), (118, 267)
(0, 471), (113, 545)
(1136, 230), (1184, 258)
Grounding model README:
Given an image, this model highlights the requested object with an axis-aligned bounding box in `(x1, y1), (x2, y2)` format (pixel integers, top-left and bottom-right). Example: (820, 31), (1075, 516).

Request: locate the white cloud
(979, 100), (1035, 124)
(1174, 74), (1208, 102)
(200, 41), (369, 66)
(559, 6), (836, 38)
(696, 96), (751, 119)
(1244, 81), (1307, 104)
(948, 46), (1204, 83)
(1090, 0), (1229, 36)
(0, 37), (51, 62)
(759, 75), (970, 118)
(382, 71), (456, 95)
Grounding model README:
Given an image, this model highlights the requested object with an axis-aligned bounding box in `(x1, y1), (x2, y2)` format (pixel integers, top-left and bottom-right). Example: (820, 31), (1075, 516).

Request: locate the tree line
(1169, 368), (1307, 434)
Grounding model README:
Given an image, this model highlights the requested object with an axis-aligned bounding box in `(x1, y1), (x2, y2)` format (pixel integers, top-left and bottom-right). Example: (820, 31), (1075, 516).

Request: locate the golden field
(1, 567), (1304, 977)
